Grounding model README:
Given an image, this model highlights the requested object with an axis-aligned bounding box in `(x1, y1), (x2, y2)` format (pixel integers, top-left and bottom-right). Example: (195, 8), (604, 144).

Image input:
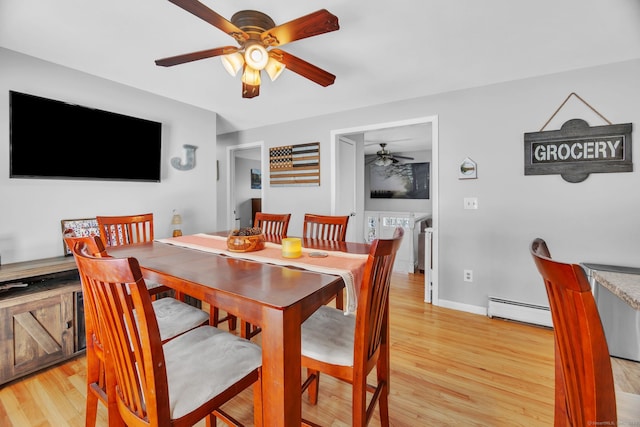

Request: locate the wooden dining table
(106, 233), (370, 426)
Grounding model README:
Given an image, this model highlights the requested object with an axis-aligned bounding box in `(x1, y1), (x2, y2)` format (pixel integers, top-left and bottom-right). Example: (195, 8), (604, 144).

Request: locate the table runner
(156, 233), (368, 314)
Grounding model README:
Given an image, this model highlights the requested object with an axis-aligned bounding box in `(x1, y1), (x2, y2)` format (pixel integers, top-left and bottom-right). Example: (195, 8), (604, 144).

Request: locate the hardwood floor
(0, 272), (637, 426)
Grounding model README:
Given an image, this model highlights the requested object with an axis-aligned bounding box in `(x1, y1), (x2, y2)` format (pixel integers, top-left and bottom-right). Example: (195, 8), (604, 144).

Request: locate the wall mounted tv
(9, 90), (162, 182)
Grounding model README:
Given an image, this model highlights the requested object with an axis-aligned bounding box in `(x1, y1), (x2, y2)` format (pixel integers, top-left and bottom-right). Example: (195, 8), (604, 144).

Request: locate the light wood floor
(0, 272), (638, 426)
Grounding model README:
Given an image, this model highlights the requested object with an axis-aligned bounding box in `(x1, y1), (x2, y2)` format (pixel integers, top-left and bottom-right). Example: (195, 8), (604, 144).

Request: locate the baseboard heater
(487, 296), (553, 328)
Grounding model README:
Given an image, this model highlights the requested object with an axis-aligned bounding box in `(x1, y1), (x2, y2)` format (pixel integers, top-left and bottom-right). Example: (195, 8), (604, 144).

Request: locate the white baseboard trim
(436, 299), (487, 316)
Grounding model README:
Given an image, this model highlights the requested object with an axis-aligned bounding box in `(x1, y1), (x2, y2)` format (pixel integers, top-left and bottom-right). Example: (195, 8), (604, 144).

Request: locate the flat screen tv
(9, 90), (162, 182)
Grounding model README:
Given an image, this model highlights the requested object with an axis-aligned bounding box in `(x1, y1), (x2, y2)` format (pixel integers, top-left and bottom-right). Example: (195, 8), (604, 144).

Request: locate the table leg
(261, 305), (302, 426)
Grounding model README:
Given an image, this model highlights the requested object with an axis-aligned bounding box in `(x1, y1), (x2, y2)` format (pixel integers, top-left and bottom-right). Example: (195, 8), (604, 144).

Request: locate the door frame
(226, 141), (265, 231)
(336, 136), (358, 243)
(330, 115), (439, 305)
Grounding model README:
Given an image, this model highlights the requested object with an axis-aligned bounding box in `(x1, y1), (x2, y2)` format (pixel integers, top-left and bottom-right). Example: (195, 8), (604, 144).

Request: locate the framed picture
(60, 217), (100, 255)
(370, 162), (430, 199)
(251, 168), (262, 189)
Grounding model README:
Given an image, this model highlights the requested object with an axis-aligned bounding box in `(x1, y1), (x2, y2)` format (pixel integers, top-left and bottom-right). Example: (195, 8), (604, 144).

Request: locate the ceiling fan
(367, 143), (415, 166)
(155, 0), (339, 98)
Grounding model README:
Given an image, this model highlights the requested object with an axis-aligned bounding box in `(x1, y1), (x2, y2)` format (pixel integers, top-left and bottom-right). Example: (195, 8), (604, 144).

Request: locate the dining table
(105, 232), (370, 426)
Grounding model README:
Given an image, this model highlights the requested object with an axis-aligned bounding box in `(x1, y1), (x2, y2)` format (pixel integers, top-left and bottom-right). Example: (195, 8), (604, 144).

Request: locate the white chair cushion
(162, 326), (262, 419)
(301, 305), (355, 367)
(152, 297), (209, 341)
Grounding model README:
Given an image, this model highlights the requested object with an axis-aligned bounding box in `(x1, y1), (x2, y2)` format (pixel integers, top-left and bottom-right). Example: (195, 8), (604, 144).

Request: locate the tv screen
(9, 90), (162, 182)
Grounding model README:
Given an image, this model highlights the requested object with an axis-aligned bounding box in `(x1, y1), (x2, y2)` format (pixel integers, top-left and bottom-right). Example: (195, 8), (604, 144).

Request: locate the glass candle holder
(281, 237), (302, 258)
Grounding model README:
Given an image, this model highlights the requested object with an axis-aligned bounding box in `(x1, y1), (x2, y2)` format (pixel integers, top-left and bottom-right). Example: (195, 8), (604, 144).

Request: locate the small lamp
(242, 66), (261, 86)
(221, 52), (244, 76)
(375, 157), (393, 167)
(265, 57), (286, 81)
(171, 210), (183, 237)
(244, 42), (269, 70)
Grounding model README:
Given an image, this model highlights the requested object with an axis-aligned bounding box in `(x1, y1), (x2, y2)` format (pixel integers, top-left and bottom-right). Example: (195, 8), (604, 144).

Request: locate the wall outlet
(464, 197), (478, 210)
(464, 269), (473, 282)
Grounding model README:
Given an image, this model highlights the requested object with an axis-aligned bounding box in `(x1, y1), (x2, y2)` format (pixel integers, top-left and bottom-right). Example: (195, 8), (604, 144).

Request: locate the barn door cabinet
(0, 256), (84, 386)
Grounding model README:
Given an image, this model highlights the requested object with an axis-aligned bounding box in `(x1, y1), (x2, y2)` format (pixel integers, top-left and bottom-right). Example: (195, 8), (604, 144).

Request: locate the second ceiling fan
(155, 0), (339, 98)
(368, 143), (415, 166)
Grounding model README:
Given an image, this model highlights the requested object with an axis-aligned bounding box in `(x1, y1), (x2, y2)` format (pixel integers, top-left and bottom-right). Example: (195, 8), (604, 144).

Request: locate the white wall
(218, 58), (640, 311)
(0, 48), (218, 263)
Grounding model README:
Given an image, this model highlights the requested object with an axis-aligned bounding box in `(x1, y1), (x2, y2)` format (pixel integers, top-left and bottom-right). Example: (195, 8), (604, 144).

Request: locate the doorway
(330, 116), (439, 305)
(226, 141), (265, 231)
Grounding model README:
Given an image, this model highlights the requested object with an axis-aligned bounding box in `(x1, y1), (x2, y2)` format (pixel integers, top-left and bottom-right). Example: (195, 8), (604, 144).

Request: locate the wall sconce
(171, 144), (198, 171)
(171, 210), (183, 237)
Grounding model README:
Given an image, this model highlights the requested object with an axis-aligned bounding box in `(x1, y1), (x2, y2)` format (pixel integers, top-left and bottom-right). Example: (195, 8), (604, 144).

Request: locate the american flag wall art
(269, 142), (320, 186)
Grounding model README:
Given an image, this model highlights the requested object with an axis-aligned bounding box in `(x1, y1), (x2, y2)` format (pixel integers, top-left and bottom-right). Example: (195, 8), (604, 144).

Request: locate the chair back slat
(355, 228), (403, 369)
(73, 242), (170, 425)
(64, 235), (108, 356)
(303, 214), (350, 242)
(254, 212), (291, 238)
(530, 238), (616, 425)
(97, 213), (154, 247)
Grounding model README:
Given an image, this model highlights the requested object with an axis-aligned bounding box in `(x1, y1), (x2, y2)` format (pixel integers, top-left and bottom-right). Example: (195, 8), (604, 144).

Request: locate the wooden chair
(300, 227), (404, 427)
(214, 212), (292, 337)
(65, 235), (209, 427)
(254, 212), (291, 238)
(72, 240), (263, 427)
(96, 213), (154, 247)
(303, 213), (350, 242)
(530, 238), (640, 426)
(303, 213), (350, 311)
(96, 213), (172, 297)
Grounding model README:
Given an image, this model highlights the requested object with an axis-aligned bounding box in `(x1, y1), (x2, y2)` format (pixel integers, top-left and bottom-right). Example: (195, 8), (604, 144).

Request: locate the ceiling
(2, 0), (640, 137)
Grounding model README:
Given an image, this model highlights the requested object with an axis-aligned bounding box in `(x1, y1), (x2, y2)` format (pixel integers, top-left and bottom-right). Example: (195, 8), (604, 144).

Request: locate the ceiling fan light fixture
(221, 52), (244, 76)
(265, 57), (286, 81)
(242, 66), (261, 86)
(244, 43), (269, 70)
(375, 157), (393, 167)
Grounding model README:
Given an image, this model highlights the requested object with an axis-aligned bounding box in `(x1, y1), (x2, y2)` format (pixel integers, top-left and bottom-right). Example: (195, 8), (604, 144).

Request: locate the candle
(281, 237), (302, 258)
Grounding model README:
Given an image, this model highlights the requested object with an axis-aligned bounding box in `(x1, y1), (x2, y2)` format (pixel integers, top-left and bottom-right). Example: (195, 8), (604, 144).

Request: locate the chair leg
(335, 289), (344, 311)
(253, 371), (263, 427)
(305, 369), (320, 405)
(211, 307), (237, 331)
(352, 377), (369, 427)
(377, 378), (390, 427)
(85, 346), (101, 427)
(205, 413), (217, 427)
(241, 320), (262, 339)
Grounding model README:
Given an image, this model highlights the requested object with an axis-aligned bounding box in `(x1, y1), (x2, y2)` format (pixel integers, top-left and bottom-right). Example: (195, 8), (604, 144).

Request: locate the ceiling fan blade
(393, 155), (415, 160)
(261, 9), (339, 47)
(168, 0), (248, 42)
(155, 46), (238, 67)
(270, 49), (335, 87)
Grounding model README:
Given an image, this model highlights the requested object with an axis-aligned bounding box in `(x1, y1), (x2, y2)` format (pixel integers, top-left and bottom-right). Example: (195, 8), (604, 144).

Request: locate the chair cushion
(152, 297), (209, 341)
(301, 305), (355, 367)
(162, 326), (262, 419)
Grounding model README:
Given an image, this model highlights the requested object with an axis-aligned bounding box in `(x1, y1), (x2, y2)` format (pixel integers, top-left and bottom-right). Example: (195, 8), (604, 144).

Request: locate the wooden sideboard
(0, 256), (84, 386)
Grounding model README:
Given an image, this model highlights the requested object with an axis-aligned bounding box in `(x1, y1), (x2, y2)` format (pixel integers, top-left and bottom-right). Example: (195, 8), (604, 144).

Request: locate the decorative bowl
(227, 230), (265, 252)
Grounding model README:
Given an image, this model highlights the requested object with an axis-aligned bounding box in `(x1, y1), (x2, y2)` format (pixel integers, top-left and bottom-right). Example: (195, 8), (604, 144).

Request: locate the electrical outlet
(464, 197), (478, 210)
(464, 269), (473, 282)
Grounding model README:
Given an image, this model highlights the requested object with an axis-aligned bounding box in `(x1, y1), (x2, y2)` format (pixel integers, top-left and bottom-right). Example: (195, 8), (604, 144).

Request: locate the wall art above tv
(370, 162), (430, 199)
(9, 90), (162, 182)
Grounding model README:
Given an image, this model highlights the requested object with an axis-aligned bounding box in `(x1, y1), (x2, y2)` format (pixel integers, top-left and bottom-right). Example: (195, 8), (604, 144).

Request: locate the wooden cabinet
(0, 256), (83, 385)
